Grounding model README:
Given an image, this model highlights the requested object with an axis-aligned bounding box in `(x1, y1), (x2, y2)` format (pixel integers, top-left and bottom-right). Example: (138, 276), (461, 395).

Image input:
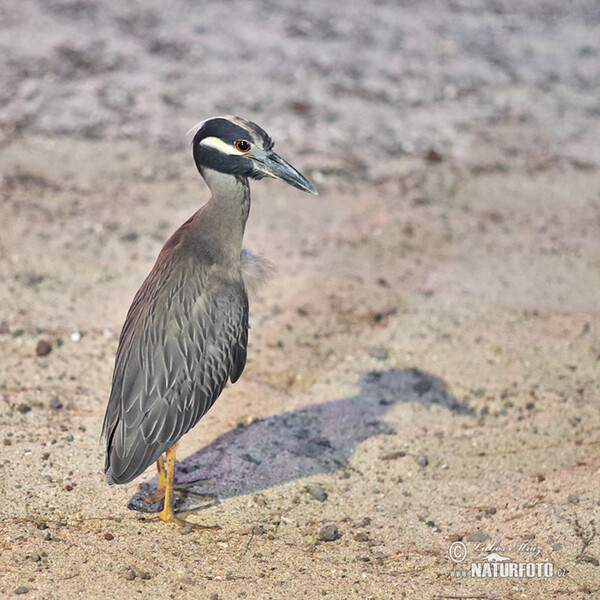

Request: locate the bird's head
(191, 116), (317, 195)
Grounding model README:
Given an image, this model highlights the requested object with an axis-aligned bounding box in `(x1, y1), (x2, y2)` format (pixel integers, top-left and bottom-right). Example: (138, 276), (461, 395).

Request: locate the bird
(102, 116), (317, 528)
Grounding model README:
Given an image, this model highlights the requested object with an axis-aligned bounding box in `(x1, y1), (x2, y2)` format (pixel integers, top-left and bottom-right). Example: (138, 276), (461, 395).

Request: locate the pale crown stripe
(199, 136), (245, 155)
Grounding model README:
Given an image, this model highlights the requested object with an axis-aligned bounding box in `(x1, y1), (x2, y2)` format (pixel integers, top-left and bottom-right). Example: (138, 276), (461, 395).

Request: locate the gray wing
(103, 243), (248, 485)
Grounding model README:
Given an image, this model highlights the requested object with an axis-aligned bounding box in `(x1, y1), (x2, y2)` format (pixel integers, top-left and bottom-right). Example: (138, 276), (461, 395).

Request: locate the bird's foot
(144, 477), (216, 504)
(144, 505), (220, 532)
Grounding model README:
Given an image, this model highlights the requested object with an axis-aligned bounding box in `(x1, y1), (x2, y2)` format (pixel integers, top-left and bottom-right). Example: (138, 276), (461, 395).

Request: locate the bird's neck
(197, 167), (251, 261)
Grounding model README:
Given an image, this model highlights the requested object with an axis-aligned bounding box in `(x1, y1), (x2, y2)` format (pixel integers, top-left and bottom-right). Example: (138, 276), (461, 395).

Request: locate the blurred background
(1, 1), (599, 598)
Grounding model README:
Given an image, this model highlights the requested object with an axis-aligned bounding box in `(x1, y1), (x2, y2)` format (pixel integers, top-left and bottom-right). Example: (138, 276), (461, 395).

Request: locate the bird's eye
(235, 140), (251, 152)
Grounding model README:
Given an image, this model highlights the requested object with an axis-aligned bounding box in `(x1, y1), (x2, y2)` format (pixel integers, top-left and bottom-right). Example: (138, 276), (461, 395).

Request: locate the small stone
(449, 533), (462, 542)
(36, 340), (52, 357)
(37, 522), (48, 530)
(64, 435), (74, 442)
(425, 148), (443, 163)
(49, 396), (63, 410)
(44, 533), (52, 541)
(383, 451), (405, 460)
(414, 452), (428, 467)
(354, 532), (369, 542)
(139, 571), (151, 580)
(123, 569), (136, 581)
(41, 452), (50, 460)
(64, 484), (73, 492)
(318, 524), (339, 542)
(252, 525), (266, 536)
(373, 551), (387, 560)
(30, 553), (41, 562)
(359, 517), (371, 527)
(536, 474), (545, 482)
(368, 346), (388, 360)
(14, 586), (28, 595)
(466, 532), (491, 543)
(210, 594), (219, 600)
(16, 403), (31, 414)
(306, 484), (328, 502)
(3, 438), (12, 446)
(568, 494), (580, 504)
(581, 555), (599, 566)
(104, 533), (114, 540)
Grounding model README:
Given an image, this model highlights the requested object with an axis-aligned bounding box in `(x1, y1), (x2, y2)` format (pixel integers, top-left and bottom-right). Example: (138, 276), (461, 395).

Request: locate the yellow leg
(156, 443), (218, 530)
(144, 454), (215, 504)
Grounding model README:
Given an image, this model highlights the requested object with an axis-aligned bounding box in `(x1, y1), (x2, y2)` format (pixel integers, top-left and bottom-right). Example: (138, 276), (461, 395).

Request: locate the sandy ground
(1, 1), (600, 598)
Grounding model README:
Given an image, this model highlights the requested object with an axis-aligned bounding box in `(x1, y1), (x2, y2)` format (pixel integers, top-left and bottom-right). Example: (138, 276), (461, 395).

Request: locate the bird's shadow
(128, 368), (472, 513)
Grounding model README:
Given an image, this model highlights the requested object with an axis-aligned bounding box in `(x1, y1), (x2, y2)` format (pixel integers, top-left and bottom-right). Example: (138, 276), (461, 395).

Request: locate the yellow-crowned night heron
(102, 116), (317, 528)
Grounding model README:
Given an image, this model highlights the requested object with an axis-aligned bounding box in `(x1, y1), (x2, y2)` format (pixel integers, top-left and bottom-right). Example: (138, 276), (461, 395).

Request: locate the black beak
(259, 151), (318, 195)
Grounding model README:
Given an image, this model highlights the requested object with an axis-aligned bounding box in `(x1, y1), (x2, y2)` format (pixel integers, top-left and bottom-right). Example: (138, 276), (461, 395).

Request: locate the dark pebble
(425, 148), (443, 163)
(14, 586), (28, 595)
(306, 484), (328, 502)
(41, 452), (50, 460)
(414, 452), (428, 467)
(139, 571), (151, 580)
(210, 594), (219, 600)
(354, 532), (369, 542)
(568, 494), (580, 504)
(252, 525), (266, 536)
(359, 517), (371, 527)
(318, 524), (339, 542)
(581, 555), (599, 566)
(449, 533), (462, 542)
(36, 340), (52, 357)
(30, 553), (41, 562)
(16, 403), (31, 414)
(37, 522), (48, 530)
(49, 396), (63, 410)
(3, 438), (12, 446)
(383, 451), (405, 460)
(104, 533), (114, 540)
(123, 569), (136, 581)
(64, 435), (74, 442)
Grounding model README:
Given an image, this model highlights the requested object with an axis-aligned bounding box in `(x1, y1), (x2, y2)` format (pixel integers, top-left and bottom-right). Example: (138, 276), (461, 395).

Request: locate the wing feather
(103, 240), (249, 485)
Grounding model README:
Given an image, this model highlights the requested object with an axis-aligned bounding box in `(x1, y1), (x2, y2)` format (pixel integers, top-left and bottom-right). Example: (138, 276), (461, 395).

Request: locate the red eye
(236, 140), (251, 152)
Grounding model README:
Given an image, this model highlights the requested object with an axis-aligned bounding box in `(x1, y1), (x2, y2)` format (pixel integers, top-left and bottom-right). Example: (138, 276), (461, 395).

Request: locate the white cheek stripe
(199, 136), (245, 155)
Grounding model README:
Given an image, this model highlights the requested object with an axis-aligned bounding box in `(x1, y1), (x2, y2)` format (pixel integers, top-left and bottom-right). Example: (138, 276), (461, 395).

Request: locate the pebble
(49, 396), (63, 410)
(318, 524), (339, 542)
(16, 403), (31, 414)
(29, 553), (41, 562)
(367, 346), (388, 360)
(64, 435), (74, 442)
(414, 452), (429, 467)
(581, 555), (599, 566)
(449, 533), (462, 542)
(37, 522), (48, 530)
(568, 494), (580, 504)
(466, 532), (490, 542)
(123, 569), (136, 581)
(104, 533), (114, 540)
(306, 484), (328, 502)
(354, 532), (369, 542)
(383, 451), (405, 460)
(14, 586), (28, 595)
(139, 571), (151, 580)
(36, 340), (52, 357)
